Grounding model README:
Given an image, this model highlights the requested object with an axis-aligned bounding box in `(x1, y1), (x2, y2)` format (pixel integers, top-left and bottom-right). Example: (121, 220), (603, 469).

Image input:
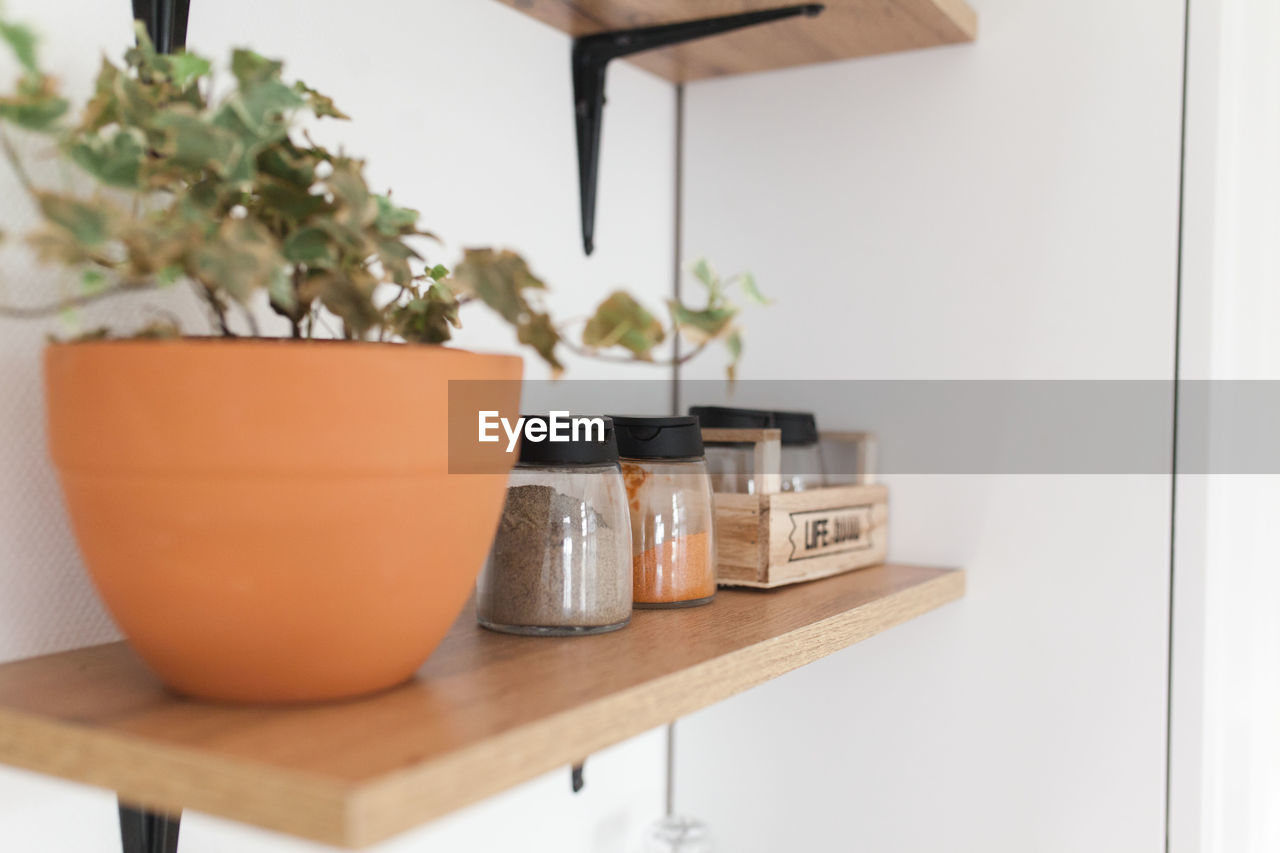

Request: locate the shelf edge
(345, 568), (964, 847)
(0, 707), (354, 843)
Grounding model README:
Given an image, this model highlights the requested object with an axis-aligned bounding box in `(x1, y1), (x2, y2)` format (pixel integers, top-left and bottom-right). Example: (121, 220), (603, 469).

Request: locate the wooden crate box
(703, 428), (887, 588)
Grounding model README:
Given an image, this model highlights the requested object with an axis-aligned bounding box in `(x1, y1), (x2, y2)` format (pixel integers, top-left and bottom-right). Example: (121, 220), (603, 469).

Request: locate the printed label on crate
(787, 504), (875, 562)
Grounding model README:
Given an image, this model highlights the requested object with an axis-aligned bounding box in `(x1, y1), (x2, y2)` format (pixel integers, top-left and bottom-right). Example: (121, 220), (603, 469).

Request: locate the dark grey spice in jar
(477, 482), (631, 635)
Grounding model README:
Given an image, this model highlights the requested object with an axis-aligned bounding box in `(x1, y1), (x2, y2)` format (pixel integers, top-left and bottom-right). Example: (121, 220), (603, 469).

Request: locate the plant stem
(557, 336), (711, 366)
(0, 125), (38, 200)
(0, 283), (152, 318)
(241, 300), (260, 337)
(290, 268), (304, 338)
(197, 283), (234, 337)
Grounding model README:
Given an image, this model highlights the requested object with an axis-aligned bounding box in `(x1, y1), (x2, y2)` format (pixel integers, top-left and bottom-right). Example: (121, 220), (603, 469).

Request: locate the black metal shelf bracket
(119, 803), (181, 853)
(132, 0), (192, 53)
(572, 4), (823, 255)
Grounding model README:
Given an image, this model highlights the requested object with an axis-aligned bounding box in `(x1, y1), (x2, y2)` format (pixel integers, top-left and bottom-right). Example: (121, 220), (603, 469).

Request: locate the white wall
(1172, 0), (1280, 850)
(0, 0), (673, 849)
(9, 0), (1258, 850)
(675, 0), (1183, 850)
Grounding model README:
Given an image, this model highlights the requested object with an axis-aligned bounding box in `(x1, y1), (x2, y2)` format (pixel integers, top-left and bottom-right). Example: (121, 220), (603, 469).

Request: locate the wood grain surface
(493, 0), (977, 82)
(0, 563), (963, 847)
(715, 484), (890, 586)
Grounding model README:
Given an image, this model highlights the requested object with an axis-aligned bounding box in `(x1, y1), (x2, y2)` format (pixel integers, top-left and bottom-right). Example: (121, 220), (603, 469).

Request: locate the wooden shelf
(495, 0), (977, 82)
(0, 563), (962, 848)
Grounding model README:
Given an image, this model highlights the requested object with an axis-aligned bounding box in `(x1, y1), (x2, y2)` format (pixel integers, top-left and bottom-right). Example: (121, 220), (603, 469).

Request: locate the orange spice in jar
(612, 416), (717, 608)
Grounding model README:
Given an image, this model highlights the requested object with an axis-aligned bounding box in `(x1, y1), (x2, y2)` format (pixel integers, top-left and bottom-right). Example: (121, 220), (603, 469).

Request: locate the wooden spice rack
(706, 428), (888, 588)
(0, 563), (962, 848)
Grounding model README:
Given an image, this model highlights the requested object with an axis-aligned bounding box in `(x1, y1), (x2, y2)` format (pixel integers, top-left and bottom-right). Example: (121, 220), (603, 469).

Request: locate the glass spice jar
(688, 405), (776, 494)
(773, 409), (826, 492)
(611, 415), (717, 608)
(476, 415), (632, 636)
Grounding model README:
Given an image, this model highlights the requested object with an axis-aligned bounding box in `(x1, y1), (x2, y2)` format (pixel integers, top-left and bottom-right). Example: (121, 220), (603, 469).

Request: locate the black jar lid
(610, 415), (705, 460)
(688, 405), (774, 429)
(771, 410), (820, 446)
(516, 415), (618, 466)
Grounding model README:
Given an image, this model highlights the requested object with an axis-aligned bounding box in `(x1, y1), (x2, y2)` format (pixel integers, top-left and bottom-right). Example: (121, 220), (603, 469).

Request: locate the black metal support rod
(170, 0), (191, 52)
(120, 803), (182, 853)
(131, 0), (192, 53)
(577, 5), (824, 66)
(572, 4), (823, 254)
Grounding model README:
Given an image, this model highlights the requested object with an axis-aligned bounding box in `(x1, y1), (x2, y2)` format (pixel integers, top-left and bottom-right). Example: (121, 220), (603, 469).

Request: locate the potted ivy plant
(0, 19), (761, 703)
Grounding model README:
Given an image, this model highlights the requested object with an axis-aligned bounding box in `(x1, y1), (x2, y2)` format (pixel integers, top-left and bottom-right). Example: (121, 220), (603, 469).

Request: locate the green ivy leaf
(192, 218), (286, 303)
(0, 21), (39, 72)
(36, 193), (112, 246)
(77, 59), (121, 132)
(394, 298), (450, 344)
(668, 300), (737, 345)
(582, 291), (665, 358)
(223, 51), (304, 138)
(0, 89), (67, 131)
(151, 111), (238, 174)
(125, 22), (158, 68)
(267, 267), (295, 311)
(518, 312), (564, 375)
(690, 258), (715, 289)
(313, 218), (365, 254)
(428, 264), (449, 281)
(294, 81), (349, 120)
(209, 103), (271, 182)
(326, 163), (375, 228)
(167, 52), (212, 89)
(156, 264), (183, 286)
(68, 129), (145, 188)
(257, 179), (329, 221)
(394, 282), (461, 344)
(257, 141), (317, 187)
(739, 272), (770, 305)
(375, 236), (419, 286)
(451, 248), (546, 325)
(301, 270), (380, 338)
(81, 268), (108, 292)
(236, 78), (303, 131)
(373, 194), (418, 237)
(113, 74), (158, 128)
(26, 225), (93, 266)
(229, 50), (283, 87)
(0, 71), (67, 131)
(724, 328), (743, 382)
(427, 281), (461, 328)
(725, 328), (743, 361)
(213, 54), (302, 168)
(282, 227), (335, 267)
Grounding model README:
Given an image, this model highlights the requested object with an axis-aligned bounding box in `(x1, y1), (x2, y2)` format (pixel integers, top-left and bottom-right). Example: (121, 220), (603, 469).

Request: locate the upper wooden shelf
(0, 563), (962, 848)
(494, 0), (978, 82)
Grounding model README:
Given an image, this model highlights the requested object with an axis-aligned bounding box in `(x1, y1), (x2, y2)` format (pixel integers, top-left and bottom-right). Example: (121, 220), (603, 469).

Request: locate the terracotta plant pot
(45, 339), (522, 704)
